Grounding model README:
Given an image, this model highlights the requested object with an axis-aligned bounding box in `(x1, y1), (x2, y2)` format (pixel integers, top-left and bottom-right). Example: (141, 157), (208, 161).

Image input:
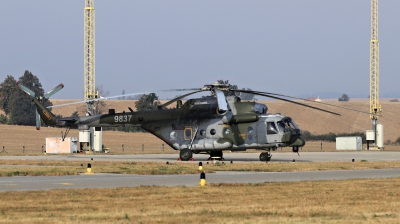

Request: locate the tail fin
(31, 97), (58, 126)
(16, 82), (62, 128)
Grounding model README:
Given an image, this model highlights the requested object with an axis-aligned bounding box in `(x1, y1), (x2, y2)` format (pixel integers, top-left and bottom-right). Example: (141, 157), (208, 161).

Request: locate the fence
(0, 143), (176, 155)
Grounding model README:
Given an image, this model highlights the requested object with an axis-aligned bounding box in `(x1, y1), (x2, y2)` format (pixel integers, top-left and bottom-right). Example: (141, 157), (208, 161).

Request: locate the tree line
(0, 71), (52, 125)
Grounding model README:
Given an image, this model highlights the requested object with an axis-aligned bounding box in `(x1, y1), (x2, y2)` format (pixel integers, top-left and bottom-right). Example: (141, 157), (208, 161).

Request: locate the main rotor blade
(234, 89), (375, 116)
(236, 90), (340, 116)
(48, 88), (203, 109)
(160, 90), (205, 108)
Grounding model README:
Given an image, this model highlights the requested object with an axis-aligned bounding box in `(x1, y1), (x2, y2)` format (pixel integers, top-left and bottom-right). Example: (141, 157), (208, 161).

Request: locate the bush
(338, 94), (350, 102)
(0, 114), (7, 124)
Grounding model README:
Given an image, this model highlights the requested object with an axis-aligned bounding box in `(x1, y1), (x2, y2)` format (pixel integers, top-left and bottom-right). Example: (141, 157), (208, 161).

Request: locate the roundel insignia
(170, 131), (177, 140)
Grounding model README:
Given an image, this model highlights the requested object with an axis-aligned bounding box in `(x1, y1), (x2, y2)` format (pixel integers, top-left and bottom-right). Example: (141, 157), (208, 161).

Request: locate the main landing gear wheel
(208, 151), (224, 160)
(179, 148), (193, 161)
(259, 152), (272, 161)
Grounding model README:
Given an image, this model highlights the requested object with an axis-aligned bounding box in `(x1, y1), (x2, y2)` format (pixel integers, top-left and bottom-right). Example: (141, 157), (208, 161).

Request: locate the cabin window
(267, 122), (278, 134)
(210, 129), (216, 135)
(184, 127), (192, 140)
(247, 126), (254, 140)
(200, 129), (206, 136)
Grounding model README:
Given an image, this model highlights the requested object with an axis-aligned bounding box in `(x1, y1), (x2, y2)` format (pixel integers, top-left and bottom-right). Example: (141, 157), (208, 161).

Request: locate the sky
(1, 1), (400, 100)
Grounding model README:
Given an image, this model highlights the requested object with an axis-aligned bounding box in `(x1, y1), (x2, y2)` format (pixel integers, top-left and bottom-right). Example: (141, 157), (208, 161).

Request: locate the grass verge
(1, 160), (400, 176)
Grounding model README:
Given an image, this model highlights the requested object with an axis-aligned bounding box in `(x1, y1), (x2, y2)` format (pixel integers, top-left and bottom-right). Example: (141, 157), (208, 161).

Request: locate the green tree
(78, 85), (109, 116)
(135, 93), (161, 111)
(92, 85), (109, 115)
(338, 94), (350, 102)
(0, 75), (17, 115)
(0, 114), (7, 124)
(9, 70), (52, 126)
(71, 111), (79, 117)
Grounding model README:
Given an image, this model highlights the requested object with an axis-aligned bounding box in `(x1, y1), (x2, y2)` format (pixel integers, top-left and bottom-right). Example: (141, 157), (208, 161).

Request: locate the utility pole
(80, 0), (102, 152)
(84, 0), (97, 112)
(368, 0), (383, 149)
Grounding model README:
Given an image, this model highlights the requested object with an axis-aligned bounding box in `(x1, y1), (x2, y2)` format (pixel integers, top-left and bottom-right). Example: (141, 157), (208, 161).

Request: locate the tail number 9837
(114, 115), (132, 123)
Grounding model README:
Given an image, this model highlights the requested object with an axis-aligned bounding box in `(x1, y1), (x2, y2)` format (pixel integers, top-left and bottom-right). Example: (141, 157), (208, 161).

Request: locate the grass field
(1, 160), (400, 222)
(1, 178), (400, 223)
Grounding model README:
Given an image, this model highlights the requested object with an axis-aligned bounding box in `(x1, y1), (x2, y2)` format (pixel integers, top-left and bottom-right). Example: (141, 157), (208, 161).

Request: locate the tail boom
(32, 97), (58, 126)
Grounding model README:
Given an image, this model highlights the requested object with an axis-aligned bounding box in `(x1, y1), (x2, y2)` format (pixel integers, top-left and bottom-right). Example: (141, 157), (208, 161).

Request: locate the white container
(366, 130), (375, 141)
(336, 136), (362, 150)
(376, 124), (384, 148)
(46, 137), (78, 153)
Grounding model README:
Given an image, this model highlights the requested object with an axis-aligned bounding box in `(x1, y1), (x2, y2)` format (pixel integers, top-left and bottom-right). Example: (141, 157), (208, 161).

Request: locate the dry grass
(0, 124), (170, 154)
(0, 178), (400, 223)
(1, 160), (400, 177)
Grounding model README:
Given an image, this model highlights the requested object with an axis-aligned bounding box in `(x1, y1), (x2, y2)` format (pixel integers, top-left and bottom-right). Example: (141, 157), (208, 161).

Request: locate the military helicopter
(17, 81), (361, 161)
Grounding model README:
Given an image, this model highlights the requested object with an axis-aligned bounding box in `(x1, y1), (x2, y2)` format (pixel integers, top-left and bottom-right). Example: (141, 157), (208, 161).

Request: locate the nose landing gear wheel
(259, 152), (272, 161)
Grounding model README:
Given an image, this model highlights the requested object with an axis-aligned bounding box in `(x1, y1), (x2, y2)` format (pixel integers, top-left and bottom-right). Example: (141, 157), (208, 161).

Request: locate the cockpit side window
(277, 121), (286, 133)
(288, 119), (299, 129)
(267, 122), (278, 134)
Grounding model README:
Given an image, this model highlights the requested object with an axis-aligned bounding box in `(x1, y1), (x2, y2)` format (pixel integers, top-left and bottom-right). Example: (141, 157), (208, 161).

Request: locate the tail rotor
(16, 82), (64, 130)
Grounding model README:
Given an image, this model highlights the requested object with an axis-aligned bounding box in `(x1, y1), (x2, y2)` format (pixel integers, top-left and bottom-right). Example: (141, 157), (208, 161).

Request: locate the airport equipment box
(336, 136), (362, 150)
(46, 137), (78, 153)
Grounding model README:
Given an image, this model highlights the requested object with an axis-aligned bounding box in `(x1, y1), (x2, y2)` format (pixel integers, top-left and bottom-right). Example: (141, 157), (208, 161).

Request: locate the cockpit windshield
(277, 118), (299, 133)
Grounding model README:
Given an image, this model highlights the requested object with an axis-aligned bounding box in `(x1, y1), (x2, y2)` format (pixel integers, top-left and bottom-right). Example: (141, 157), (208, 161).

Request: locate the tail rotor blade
(36, 110), (41, 130)
(16, 82), (35, 97)
(44, 83), (64, 99)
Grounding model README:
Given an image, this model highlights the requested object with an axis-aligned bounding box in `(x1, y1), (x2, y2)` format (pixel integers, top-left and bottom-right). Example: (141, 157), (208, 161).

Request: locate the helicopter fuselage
(44, 96), (305, 159)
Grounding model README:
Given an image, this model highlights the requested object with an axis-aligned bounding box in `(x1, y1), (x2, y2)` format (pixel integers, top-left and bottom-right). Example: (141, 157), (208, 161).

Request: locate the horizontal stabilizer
(58, 118), (78, 122)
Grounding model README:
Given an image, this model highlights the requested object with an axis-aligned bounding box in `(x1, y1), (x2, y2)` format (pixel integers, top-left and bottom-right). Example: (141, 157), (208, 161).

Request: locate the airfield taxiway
(0, 152), (400, 192)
